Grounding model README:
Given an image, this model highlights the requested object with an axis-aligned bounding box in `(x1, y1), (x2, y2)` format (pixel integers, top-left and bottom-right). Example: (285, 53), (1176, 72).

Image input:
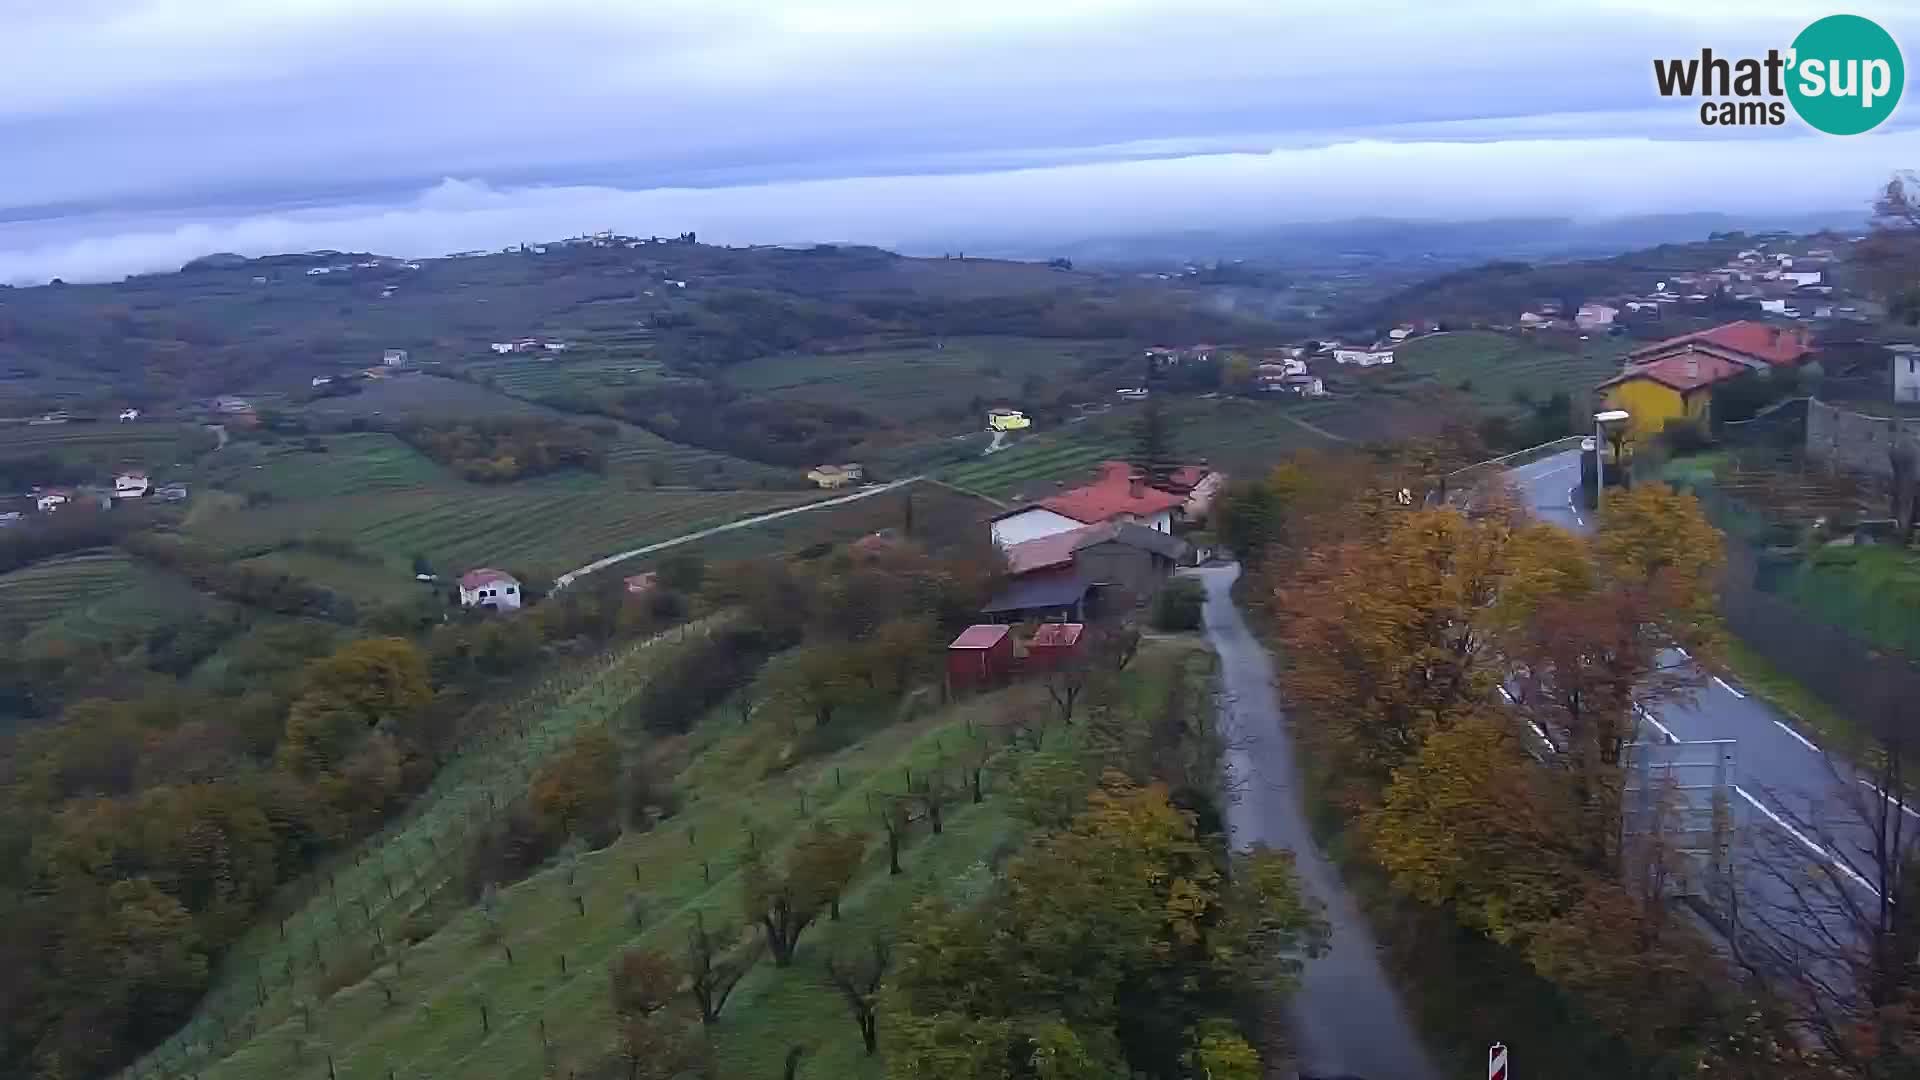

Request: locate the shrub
(1151, 577), (1206, 632)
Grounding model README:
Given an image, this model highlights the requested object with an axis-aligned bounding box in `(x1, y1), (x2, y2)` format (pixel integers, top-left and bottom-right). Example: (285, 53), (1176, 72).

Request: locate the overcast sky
(3, 0), (1918, 283)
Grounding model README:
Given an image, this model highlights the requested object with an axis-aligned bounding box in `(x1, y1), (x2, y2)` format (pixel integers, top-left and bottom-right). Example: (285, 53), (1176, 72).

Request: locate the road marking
(1675, 647), (1690, 660)
(1735, 785), (1882, 898)
(1858, 778), (1920, 821)
(1496, 685), (1515, 704)
(1772, 720), (1821, 754)
(1526, 721), (1556, 750)
(1712, 675), (1746, 699)
(1633, 704), (1679, 745)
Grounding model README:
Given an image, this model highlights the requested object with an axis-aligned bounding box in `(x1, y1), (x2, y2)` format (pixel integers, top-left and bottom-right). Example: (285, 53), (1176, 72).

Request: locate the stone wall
(1806, 398), (1920, 480)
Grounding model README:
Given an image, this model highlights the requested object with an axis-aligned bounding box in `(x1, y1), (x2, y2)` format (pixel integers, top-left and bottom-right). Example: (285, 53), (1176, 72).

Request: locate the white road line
(1675, 647), (1690, 659)
(1858, 778), (1920, 822)
(1526, 721), (1556, 750)
(1772, 719), (1821, 754)
(1735, 786), (1882, 898)
(1712, 675), (1746, 699)
(1496, 685), (1515, 704)
(1634, 704), (1679, 745)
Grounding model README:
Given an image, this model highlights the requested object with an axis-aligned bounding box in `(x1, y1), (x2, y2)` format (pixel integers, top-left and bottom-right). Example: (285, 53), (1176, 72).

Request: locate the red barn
(947, 624), (1013, 691)
(1025, 622), (1085, 672)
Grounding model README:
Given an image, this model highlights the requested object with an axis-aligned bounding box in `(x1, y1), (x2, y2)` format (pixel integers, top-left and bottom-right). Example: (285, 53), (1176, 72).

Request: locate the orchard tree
(824, 938), (891, 1055)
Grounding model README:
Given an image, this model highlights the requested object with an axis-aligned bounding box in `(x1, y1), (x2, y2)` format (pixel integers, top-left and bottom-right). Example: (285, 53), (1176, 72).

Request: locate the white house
(311, 376), (334, 387)
(305, 267), (330, 276)
(459, 568), (523, 611)
(36, 490), (70, 513)
(1758, 299), (1789, 314)
(1387, 326), (1413, 341)
(543, 342), (570, 353)
(1518, 311), (1550, 327)
(382, 349), (409, 367)
(1332, 345), (1394, 367)
(118, 408), (140, 422)
(113, 473), (149, 499)
(1892, 344), (1920, 404)
(490, 342), (516, 354)
(1574, 303), (1619, 330)
(1783, 270), (1824, 287)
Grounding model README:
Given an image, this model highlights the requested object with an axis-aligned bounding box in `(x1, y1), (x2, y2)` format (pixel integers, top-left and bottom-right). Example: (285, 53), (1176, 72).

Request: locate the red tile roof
(1628, 320), (1813, 367)
(1598, 351), (1748, 394)
(1037, 461), (1184, 524)
(949, 624), (1012, 650)
(1002, 528), (1088, 575)
(1029, 622), (1084, 648)
(460, 568), (518, 589)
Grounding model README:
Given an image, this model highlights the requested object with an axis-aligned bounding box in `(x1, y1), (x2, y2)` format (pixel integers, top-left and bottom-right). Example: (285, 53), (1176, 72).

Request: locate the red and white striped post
(1489, 1042), (1509, 1080)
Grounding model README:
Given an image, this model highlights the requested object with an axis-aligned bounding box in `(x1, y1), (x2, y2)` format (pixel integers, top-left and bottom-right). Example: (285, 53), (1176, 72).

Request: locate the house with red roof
(989, 461), (1186, 548)
(1601, 320), (1815, 442)
(459, 568), (522, 611)
(983, 519), (1187, 623)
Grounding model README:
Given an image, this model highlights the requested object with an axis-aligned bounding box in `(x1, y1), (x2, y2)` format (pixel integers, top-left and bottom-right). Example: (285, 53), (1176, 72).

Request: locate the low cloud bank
(3, 131), (1913, 285)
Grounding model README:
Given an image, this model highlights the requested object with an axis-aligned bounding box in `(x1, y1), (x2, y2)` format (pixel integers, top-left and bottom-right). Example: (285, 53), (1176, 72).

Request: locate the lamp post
(1594, 409), (1631, 511)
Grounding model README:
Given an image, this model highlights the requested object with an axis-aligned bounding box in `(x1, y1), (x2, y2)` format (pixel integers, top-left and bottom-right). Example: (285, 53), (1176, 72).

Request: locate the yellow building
(806, 463), (864, 489)
(1596, 351), (1746, 443)
(987, 408), (1031, 432)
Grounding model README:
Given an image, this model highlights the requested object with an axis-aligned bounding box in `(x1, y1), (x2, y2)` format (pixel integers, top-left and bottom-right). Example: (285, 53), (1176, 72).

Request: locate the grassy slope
(0, 550), (141, 632)
(726, 337), (1122, 420)
(140, 626), (1205, 1080)
(1387, 330), (1626, 412)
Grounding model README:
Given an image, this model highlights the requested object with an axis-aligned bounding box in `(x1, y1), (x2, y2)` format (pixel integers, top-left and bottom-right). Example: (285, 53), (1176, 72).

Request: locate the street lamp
(1594, 409), (1631, 510)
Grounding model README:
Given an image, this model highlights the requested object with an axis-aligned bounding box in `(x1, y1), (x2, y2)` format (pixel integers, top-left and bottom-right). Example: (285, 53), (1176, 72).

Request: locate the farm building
(947, 624), (1014, 691)
(114, 473), (149, 499)
(1025, 622), (1084, 671)
(1332, 344), (1395, 367)
(459, 568), (523, 611)
(989, 461), (1184, 547)
(807, 463), (865, 489)
(988, 519), (1187, 621)
(35, 490), (71, 513)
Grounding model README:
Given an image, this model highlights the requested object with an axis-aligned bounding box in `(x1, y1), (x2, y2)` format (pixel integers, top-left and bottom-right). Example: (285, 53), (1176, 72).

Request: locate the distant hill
(995, 212), (1867, 269)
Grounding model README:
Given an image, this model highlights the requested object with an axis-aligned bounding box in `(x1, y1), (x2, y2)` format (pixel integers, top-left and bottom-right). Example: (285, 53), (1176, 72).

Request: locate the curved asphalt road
(1193, 564), (1441, 1080)
(1509, 451), (1892, 931)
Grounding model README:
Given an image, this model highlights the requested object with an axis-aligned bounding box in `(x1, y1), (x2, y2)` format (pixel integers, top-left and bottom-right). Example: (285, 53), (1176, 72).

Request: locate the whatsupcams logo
(1653, 14), (1904, 134)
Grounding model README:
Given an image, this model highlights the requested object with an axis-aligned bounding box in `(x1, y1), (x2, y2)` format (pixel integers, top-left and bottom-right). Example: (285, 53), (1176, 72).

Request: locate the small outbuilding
(947, 624), (1014, 691)
(1025, 622), (1085, 672)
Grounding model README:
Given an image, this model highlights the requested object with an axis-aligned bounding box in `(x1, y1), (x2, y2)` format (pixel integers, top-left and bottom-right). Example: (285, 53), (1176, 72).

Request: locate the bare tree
(686, 914), (759, 1025)
(823, 938), (892, 1055)
(1042, 660), (1090, 724)
(1730, 738), (1920, 1076)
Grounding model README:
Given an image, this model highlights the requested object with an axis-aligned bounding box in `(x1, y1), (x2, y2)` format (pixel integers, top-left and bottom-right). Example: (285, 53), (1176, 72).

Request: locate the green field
(203, 434), (454, 497)
(464, 354), (681, 400)
(1387, 330), (1626, 412)
(187, 484), (821, 580)
(0, 550), (141, 631)
(940, 429), (1124, 500)
(0, 420), (214, 472)
(727, 337), (1128, 422)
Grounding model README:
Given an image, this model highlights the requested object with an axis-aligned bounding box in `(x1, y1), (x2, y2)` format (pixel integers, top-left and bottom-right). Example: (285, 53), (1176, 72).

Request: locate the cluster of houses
(488, 339), (572, 355)
(16, 472), (188, 521)
(302, 258), (420, 277)
(1519, 242), (1859, 334)
(1597, 320), (1817, 441)
(945, 458), (1225, 685)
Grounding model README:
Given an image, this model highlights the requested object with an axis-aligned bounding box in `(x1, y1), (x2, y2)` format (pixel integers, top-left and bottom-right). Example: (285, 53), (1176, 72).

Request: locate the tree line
(1222, 433), (1917, 1076)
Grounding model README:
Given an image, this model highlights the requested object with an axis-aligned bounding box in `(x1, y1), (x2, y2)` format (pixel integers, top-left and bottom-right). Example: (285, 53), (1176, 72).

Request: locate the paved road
(551, 476), (920, 590)
(1509, 452), (1888, 922)
(1193, 564), (1441, 1080)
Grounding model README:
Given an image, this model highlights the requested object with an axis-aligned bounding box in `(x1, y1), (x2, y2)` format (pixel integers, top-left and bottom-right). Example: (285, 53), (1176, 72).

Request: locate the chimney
(1130, 474), (1145, 498)
(1686, 357), (1699, 380)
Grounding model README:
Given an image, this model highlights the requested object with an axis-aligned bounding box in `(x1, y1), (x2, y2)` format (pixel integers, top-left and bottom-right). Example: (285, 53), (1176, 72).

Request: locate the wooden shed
(1025, 622), (1085, 672)
(947, 624), (1014, 691)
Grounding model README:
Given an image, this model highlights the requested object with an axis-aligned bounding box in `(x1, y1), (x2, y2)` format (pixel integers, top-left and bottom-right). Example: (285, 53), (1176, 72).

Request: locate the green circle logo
(1788, 15), (1904, 135)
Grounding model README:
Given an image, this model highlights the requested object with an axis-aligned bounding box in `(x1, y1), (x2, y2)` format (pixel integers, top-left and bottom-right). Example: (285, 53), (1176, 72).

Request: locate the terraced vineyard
(464, 354), (680, 400)
(0, 550), (140, 631)
(187, 484), (821, 578)
(726, 337), (1126, 421)
(207, 434), (452, 497)
(601, 425), (794, 488)
(940, 430), (1123, 499)
(0, 420), (214, 470)
(1389, 330), (1626, 411)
